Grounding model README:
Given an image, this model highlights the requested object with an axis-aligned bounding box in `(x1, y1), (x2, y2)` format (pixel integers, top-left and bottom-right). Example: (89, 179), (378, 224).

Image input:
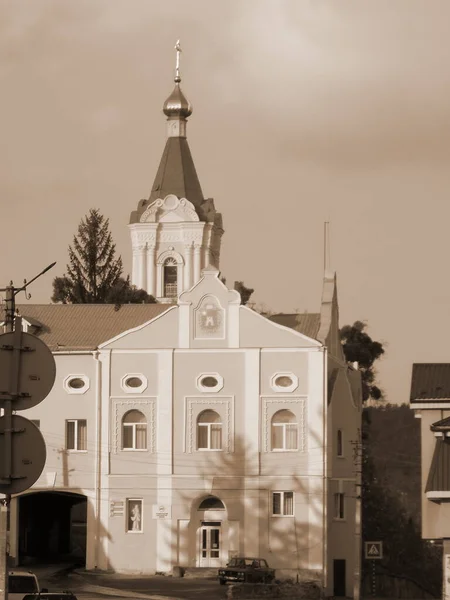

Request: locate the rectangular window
(334, 493), (345, 520)
(126, 498), (143, 533)
(272, 491), (294, 516)
(66, 419), (87, 451)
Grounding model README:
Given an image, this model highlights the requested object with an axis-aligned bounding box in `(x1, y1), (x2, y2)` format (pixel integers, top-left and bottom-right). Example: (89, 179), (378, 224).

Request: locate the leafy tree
(361, 406), (441, 597)
(52, 209), (154, 304)
(340, 320), (385, 402)
(219, 277), (255, 306)
(233, 281), (254, 306)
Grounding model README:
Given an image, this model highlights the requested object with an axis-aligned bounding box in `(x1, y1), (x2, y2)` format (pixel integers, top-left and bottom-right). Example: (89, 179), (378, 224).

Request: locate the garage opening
(18, 492), (87, 566)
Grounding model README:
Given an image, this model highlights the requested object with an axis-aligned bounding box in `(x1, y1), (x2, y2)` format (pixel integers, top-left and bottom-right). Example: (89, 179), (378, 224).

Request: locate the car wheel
(219, 578), (226, 586)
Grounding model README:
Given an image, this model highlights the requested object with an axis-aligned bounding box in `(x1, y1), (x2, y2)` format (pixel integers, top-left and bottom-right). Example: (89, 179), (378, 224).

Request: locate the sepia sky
(1, 0), (450, 405)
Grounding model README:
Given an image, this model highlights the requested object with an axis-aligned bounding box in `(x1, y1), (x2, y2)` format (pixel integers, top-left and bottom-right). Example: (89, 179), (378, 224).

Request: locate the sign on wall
(110, 501), (125, 517)
(152, 505), (172, 520)
(364, 541), (383, 559)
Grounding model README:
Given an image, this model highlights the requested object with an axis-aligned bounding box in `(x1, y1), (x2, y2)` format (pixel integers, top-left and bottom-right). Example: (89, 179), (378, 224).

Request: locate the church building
(3, 54), (362, 598)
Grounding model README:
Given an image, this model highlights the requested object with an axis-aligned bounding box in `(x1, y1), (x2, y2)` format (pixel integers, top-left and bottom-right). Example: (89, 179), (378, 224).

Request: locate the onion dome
(163, 81), (192, 119)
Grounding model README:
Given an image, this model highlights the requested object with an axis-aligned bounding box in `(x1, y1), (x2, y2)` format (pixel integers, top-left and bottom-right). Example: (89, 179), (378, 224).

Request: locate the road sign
(0, 331), (56, 410)
(0, 415), (47, 495)
(365, 541), (383, 559)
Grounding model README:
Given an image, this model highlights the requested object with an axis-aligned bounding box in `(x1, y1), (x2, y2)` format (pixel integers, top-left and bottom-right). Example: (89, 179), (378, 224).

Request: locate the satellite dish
(0, 416), (47, 495)
(0, 331), (56, 410)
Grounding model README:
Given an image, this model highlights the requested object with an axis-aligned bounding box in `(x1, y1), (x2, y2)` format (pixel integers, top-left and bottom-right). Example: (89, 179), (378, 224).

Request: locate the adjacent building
(3, 65), (362, 597)
(410, 363), (450, 599)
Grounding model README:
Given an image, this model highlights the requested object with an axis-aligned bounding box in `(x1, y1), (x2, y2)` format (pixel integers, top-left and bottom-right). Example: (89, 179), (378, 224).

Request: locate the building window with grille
(272, 491), (294, 516)
(334, 493), (345, 520)
(197, 410), (222, 450)
(66, 419), (87, 451)
(337, 429), (344, 457)
(122, 410), (147, 450)
(163, 257), (178, 298)
(271, 409), (298, 451)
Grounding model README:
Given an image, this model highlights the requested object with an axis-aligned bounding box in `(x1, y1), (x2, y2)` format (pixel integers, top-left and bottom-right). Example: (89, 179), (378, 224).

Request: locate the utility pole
(0, 262), (56, 600)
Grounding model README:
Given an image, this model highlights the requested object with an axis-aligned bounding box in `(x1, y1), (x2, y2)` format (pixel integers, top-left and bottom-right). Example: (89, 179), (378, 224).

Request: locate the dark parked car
(218, 557), (275, 585)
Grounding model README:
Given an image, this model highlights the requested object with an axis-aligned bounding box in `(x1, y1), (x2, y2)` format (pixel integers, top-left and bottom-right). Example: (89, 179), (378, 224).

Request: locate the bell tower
(129, 41), (224, 302)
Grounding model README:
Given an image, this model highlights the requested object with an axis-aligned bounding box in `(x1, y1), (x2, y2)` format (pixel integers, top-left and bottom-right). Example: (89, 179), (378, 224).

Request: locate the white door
(199, 523), (221, 567)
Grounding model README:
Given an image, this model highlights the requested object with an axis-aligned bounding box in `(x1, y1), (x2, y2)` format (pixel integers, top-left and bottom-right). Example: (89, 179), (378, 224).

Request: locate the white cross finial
(175, 39), (182, 82)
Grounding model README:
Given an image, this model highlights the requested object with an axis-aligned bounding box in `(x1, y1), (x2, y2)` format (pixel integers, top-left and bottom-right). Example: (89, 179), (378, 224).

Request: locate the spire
(129, 41), (205, 224)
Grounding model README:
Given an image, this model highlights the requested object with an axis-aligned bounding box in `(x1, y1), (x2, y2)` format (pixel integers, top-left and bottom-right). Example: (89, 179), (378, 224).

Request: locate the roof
(268, 313), (321, 340)
(425, 439), (450, 493)
(130, 137), (204, 223)
(410, 363), (450, 402)
(1, 304), (169, 351)
(431, 417), (450, 432)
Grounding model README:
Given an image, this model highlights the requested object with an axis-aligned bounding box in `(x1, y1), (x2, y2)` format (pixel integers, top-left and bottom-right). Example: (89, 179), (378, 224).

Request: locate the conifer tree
(51, 209), (155, 304)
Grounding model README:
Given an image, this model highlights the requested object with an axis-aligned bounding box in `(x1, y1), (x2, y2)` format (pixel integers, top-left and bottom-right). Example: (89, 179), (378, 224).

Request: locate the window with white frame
(337, 429), (344, 457)
(122, 410), (147, 450)
(66, 419), (87, 451)
(271, 409), (298, 451)
(272, 491), (294, 516)
(197, 410), (222, 450)
(334, 493), (345, 520)
(126, 498), (143, 533)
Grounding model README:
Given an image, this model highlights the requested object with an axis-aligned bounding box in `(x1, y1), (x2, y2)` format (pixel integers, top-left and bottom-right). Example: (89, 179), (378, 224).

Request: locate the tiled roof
(431, 417), (450, 432)
(1, 304), (170, 351)
(410, 363), (450, 401)
(130, 137), (205, 223)
(268, 313), (321, 340)
(425, 439), (450, 492)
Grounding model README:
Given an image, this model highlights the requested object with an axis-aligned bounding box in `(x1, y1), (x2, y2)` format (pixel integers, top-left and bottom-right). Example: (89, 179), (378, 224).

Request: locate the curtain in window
(272, 492), (281, 515)
(285, 424), (298, 450)
(271, 425), (283, 449)
(283, 492), (294, 515)
(78, 420), (87, 451)
(136, 424), (147, 449)
(211, 424), (222, 450)
(198, 424), (208, 449)
(66, 421), (75, 450)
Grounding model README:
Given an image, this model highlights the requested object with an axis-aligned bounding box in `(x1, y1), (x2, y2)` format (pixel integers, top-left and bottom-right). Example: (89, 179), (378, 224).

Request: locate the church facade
(4, 64), (362, 597)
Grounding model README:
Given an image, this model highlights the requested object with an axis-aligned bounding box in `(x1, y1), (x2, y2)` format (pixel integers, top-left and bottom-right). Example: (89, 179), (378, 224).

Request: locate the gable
(240, 307), (322, 348)
(100, 306), (179, 349)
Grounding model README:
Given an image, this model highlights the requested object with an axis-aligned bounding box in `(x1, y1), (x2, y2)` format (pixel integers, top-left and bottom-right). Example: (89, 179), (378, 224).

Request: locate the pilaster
(193, 244), (201, 283)
(184, 244), (193, 291)
(146, 245), (156, 296)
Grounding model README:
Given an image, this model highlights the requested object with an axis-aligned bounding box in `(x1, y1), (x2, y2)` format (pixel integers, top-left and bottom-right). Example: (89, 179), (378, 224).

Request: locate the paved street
(38, 567), (227, 600)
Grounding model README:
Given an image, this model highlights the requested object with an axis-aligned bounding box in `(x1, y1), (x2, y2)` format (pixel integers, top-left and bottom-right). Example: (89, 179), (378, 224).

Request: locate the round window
(68, 377), (85, 389)
(275, 375), (293, 388)
(125, 376), (143, 388)
(200, 376), (219, 388)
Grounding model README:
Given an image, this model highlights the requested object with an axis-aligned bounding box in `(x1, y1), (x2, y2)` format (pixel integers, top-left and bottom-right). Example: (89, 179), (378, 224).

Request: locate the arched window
(122, 410), (147, 450)
(271, 409), (298, 451)
(198, 496), (225, 510)
(197, 410), (222, 450)
(163, 257), (178, 298)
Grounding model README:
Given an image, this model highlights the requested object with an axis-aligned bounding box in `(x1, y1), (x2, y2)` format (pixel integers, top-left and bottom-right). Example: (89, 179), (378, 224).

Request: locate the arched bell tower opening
(163, 257), (178, 298)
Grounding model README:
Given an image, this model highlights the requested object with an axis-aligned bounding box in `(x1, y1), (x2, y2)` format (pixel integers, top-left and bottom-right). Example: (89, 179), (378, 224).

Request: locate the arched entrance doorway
(18, 492), (87, 566)
(191, 495), (228, 568)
